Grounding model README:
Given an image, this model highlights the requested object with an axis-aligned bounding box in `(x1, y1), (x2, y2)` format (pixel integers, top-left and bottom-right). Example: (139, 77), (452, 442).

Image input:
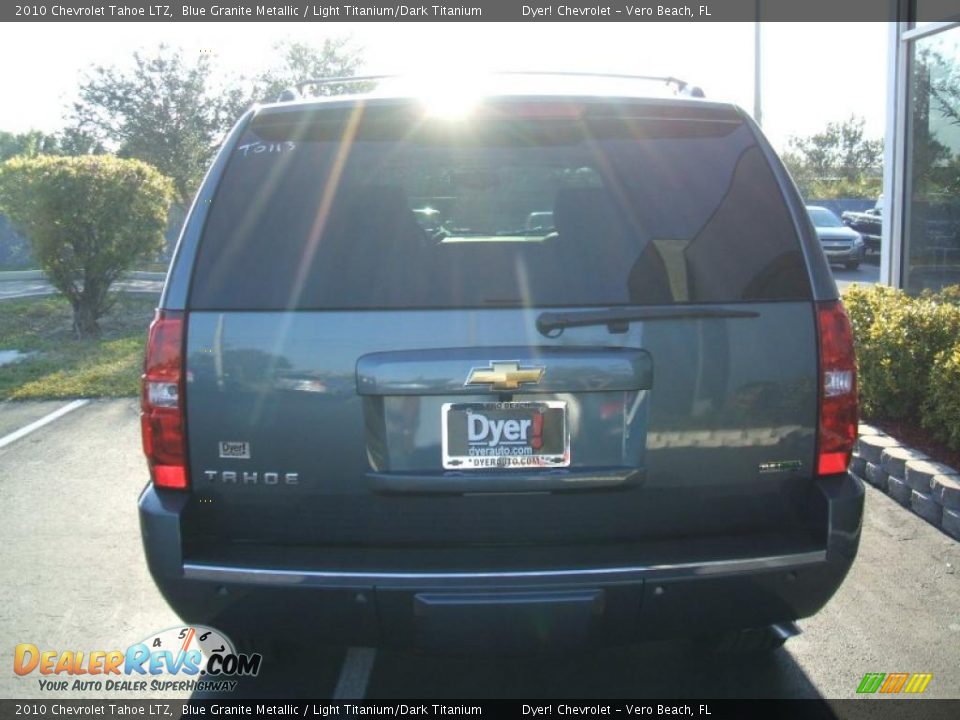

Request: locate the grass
(0, 293), (157, 400)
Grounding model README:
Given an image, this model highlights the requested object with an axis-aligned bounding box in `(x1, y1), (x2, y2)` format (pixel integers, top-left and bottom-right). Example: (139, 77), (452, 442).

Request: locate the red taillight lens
(141, 310), (188, 490)
(817, 301), (858, 476)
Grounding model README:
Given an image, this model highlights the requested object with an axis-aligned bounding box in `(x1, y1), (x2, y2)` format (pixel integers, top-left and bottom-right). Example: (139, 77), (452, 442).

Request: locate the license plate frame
(441, 401), (570, 470)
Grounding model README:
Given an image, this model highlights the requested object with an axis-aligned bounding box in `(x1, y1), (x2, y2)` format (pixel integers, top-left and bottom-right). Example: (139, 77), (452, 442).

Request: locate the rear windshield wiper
(536, 306), (760, 336)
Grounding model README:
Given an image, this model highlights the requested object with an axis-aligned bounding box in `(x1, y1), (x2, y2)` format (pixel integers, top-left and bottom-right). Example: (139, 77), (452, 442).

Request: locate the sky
(0, 22), (890, 151)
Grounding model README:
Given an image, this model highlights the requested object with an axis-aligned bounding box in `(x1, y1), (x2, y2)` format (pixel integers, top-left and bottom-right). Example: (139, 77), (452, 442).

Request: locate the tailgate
(176, 98), (822, 559)
(183, 304), (818, 548)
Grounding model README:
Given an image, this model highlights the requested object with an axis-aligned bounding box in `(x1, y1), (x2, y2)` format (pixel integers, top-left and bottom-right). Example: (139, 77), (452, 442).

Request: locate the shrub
(932, 284), (960, 307)
(924, 341), (960, 451)
(843, 283), (900, 346)
(0, 155), (174, 337)
(842, 283), (960, 420)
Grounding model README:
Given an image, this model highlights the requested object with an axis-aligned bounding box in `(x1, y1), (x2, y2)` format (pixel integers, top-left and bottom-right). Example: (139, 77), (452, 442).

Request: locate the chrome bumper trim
(182, 550), (827, 588)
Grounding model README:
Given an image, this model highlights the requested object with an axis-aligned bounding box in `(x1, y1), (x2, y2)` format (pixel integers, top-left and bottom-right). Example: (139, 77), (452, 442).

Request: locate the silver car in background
(808, 205), (865, 270)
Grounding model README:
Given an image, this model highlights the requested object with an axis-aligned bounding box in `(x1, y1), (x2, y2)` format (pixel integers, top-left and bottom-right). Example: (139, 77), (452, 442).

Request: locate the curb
(854, 426), (960, 541)
(0, 270), (165, 281)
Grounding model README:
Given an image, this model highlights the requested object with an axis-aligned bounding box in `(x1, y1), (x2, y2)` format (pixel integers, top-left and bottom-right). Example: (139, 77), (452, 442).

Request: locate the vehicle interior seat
(313, 185), (431, 306)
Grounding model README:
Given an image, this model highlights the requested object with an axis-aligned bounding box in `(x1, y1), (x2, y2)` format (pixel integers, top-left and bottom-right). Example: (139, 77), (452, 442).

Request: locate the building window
(903, 25), (960, 293)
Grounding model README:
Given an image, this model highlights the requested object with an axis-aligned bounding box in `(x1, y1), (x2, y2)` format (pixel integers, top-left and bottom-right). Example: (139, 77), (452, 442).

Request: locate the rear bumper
(139, 473), (863, 651)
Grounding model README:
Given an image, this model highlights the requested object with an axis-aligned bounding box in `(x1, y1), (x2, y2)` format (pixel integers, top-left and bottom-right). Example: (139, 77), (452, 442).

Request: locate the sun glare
(403, 72), (489, 120)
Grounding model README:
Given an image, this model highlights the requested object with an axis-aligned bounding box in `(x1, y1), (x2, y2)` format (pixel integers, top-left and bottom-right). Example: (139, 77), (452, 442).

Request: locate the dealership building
(881, 10), (960, 292)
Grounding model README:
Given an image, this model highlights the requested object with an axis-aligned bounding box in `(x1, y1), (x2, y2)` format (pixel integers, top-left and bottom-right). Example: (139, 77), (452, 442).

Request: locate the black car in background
(841, 203), (882, 254)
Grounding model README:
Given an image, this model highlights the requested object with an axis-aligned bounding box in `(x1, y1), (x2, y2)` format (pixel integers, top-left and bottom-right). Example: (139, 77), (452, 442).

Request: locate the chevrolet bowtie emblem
(465, 361), (545, 391)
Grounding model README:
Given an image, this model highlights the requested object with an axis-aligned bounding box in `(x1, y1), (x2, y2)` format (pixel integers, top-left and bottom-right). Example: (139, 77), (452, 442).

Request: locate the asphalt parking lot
(1, 398), (957, 701)
(830, 258), (881, 292)
(0, 277), (164, 301)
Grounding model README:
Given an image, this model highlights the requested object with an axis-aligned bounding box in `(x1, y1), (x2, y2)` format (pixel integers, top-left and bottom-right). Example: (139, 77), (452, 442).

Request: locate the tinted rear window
(190, 102), (810, 309)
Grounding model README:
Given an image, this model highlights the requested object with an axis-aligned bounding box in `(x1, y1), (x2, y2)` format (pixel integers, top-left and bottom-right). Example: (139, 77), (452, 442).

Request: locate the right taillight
(816, 301), (858, 476)
(141, 310), (188, 490)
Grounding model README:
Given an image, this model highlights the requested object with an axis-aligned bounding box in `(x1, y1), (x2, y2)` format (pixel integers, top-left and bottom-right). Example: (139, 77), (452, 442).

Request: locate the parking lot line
(0, 399), (89, 449)
(332, 646), (377, 700)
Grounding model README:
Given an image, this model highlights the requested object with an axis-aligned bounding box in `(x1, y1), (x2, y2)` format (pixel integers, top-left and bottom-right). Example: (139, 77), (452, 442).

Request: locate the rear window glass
(189, 104), (810, 310)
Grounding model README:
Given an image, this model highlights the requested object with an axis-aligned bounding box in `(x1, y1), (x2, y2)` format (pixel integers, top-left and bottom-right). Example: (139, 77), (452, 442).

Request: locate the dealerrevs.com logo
(14, 626), (261, 693)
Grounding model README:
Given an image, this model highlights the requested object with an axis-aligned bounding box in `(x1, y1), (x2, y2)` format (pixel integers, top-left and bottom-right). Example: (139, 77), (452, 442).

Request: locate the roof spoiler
(276, 72), (705, 102)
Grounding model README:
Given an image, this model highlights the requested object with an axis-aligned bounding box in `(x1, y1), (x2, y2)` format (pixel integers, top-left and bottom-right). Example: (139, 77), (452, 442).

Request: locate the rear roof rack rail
(276, 72), (705, 102)
(277, 75), (398, 101)
(497, 71), (704, 97)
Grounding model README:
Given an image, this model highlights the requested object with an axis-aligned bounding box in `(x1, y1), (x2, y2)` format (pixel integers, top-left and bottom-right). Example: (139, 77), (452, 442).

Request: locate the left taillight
(141, 310), (188, 490)
(816, 301), (858, 477)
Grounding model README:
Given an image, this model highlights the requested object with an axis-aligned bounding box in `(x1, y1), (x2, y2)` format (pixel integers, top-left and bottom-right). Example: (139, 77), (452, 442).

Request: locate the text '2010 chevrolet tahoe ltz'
(139, 74), (863, 654)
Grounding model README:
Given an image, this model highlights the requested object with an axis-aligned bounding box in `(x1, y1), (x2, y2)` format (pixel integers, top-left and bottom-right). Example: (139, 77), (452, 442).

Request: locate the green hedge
(843, 283), (960, 451)
(925, 343), (960, 450)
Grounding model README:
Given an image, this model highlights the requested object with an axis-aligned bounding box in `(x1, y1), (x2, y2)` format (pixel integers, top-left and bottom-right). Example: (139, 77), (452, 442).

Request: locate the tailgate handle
(357, 347), (652, 396)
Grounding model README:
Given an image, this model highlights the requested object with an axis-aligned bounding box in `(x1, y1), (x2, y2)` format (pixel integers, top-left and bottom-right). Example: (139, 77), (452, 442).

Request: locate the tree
(0, 127), (105, 163)
(0, 155), (174, 338)
(0, 130), (61, 161)
(247, 37), (367, 105)
(69, 39), (366, 206)
(921, 46), (960, 131)
(912, 46), (960, 197)
(71, 44), (234, 206)
(55, 125), (107, 157)
(782, 116), (883, 199)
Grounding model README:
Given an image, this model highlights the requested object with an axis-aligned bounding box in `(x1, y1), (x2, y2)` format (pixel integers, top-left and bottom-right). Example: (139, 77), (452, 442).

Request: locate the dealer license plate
(441, 401), (569, 470)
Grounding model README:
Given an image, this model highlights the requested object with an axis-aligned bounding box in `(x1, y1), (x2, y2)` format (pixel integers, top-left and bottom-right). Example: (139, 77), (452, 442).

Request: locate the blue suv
(138, 74), (863, 654)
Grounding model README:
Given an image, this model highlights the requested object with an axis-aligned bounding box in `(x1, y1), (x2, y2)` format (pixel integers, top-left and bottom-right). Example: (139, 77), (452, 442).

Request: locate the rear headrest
(319, 184), (426, 256)
(309, 184), (429, 305)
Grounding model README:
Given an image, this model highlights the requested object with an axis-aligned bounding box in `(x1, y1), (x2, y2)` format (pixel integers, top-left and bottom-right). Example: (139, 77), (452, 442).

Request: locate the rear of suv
(139, 75), (864, 654)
